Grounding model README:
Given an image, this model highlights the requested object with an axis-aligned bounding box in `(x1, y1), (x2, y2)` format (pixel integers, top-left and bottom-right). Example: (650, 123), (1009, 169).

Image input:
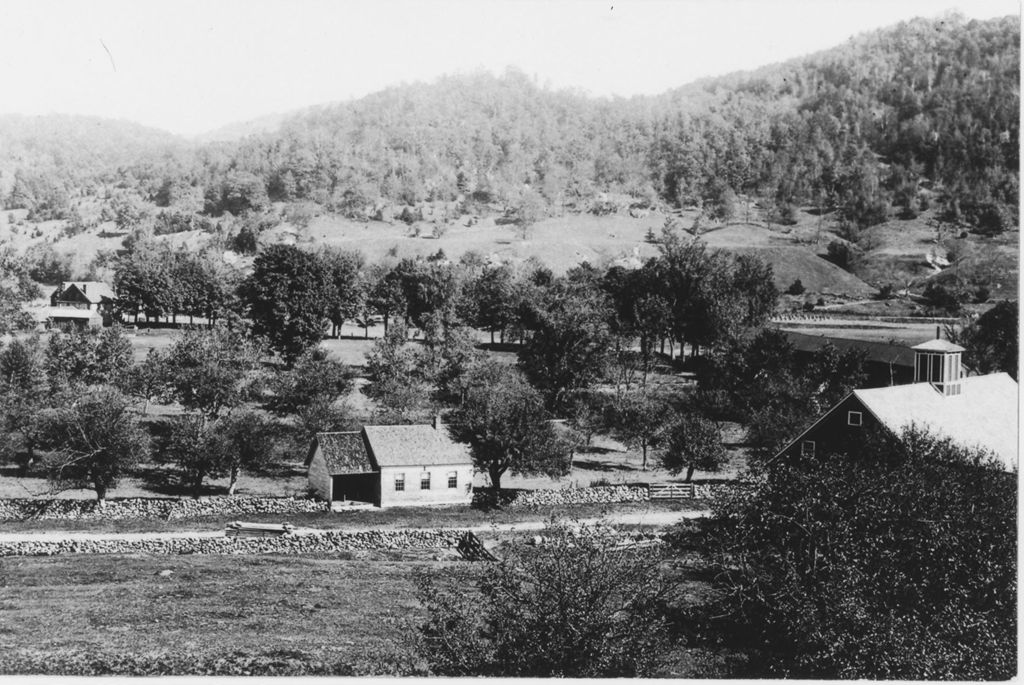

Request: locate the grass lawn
(0, 546), (732, 676)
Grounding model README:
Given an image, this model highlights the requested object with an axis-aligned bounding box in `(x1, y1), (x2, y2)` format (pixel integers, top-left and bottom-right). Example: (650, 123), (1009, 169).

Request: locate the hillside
(0, 13), (1015, 301)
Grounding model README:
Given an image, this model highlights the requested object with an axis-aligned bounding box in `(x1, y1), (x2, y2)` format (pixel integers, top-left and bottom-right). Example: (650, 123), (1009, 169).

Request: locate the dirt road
(0, 509), (707, 543)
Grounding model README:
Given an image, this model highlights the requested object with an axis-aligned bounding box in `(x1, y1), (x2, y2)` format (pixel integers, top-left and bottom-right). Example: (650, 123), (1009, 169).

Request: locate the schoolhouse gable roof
(309, 431), (374, 473)
(363, 424), (473, 467)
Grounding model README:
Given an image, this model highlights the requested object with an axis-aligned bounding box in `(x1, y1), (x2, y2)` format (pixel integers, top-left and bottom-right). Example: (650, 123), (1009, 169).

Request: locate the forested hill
(0, 13), (1018, 234)
(0, 114), (184, 177)
(0, 114), (186, 220)
(193, 13), (1018, 232)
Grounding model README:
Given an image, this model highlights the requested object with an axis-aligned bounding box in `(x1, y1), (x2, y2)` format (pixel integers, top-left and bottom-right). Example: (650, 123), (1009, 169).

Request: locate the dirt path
(0, 509), (707, 543)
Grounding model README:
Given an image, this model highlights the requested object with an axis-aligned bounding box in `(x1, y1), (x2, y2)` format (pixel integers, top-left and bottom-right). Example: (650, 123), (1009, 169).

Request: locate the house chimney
(432, 414), (441, 430)
(82, 283), (87, 294)
(935, 325), (940, 340)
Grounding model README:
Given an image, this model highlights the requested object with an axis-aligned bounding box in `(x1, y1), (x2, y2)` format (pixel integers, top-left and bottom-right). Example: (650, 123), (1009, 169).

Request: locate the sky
(0, 0), (1018, 137)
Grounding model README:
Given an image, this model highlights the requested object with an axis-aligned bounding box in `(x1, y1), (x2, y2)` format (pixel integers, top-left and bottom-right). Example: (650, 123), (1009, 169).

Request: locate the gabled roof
(310, 431), (374, 474)
(911, 339), (966, 353)
(852, 373), (1018, 472)
(780, 331), (916, 368)
(363, 424), (473, 467)
(53, 281), (115, 304)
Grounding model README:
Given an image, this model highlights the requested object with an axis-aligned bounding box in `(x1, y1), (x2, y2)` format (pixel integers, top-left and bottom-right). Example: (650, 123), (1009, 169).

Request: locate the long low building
(306, 420), (474, 508)
(778, 329), (970, 388)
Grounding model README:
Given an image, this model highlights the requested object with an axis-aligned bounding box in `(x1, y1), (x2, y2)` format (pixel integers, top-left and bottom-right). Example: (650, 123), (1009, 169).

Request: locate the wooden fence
(648, 483), (695, 500)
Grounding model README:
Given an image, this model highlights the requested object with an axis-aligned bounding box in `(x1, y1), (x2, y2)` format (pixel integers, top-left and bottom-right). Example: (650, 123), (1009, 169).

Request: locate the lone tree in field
(450, 362), (570, 490)
(661, 414), (727, 482)
(417, 522), (673, 677)
(42, 386), (148, 504)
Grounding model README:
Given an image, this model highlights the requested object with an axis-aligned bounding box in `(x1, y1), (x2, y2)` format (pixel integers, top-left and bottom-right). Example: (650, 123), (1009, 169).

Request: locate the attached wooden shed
(306, 423), (474, 508)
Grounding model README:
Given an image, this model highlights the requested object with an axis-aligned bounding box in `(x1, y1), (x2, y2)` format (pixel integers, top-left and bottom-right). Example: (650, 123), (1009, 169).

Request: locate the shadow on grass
(135, 464), (224, 498)
(572, 459), (635, 473)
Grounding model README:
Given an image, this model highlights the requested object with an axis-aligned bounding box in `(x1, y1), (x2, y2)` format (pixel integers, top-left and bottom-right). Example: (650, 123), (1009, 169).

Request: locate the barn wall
(306, 448), (332, 502)
(378, 464), (474, 508)
(779, 395), (881, 462)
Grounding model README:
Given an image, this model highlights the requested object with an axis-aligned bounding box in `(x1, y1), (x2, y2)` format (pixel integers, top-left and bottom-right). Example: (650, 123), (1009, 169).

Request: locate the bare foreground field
(0, 549), (732, 676)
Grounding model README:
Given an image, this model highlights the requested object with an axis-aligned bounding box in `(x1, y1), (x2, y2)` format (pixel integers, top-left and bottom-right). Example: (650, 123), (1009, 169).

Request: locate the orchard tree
(243, 244), (336, 362)
(215, 410), (279, 495)
(147, 324), (263, 419)
(610, 392), (671, 470)
(42, 386), (148, 504)
(661, 414), (727, 482)
(46, 325), (134, 393)
(0, 335), (49, 470)
(450, 362), (570, 490)
(266, 347), (351, 416)
(159, 413), (223, 498)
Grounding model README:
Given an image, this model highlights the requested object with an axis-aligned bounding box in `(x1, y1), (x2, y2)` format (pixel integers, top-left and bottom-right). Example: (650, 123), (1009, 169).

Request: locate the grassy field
(0, 546), (731, 676)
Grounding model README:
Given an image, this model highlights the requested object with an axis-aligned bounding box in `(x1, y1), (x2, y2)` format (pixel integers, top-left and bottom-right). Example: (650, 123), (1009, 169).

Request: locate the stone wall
(0, 496), (328, 522)
(0, 528), (465, 557)
(473, 485), (650, 508)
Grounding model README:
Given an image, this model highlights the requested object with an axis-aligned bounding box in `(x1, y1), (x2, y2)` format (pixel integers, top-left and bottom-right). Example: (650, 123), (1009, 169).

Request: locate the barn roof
(310, 431), (374, 474)
(781, 330), (916, 367)
(363, 424), (473, 467)
(53, 281), (115, 304)
(853, 373), (1018, 472)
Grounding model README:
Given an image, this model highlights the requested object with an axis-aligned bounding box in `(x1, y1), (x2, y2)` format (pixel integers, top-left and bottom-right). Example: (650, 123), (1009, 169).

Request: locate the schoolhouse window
(847, 411), (863, 427)
(447, 471), (458, 489)
(420, 472), (431, 490)
(801, 440), (816, 457)
(394, 474), (405, 491)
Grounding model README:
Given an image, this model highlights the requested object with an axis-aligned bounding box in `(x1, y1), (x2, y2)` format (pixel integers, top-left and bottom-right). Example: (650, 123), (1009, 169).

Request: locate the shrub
(825, 240), (858, 270)
(416, 522), (673, 677)
(785, 279), (805, 295)
(699, 428), (1016, 679)
(922, 281), (968, 313)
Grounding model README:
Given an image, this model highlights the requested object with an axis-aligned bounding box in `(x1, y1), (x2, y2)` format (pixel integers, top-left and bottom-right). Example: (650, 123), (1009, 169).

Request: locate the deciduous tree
(450, 362), (570, 490)
(42, 386), (148, 503)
